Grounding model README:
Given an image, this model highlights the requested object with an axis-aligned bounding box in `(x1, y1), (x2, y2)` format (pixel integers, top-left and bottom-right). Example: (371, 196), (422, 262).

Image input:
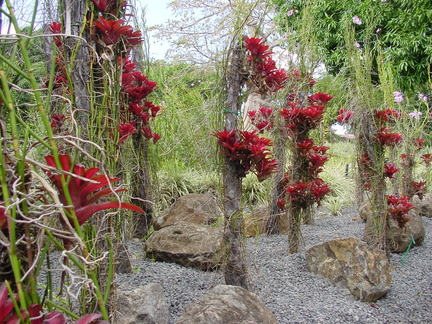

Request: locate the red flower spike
(244, 37), (272, 62)
(152, 133), (162, 143)
(51, 114), (68, 134)
(421, 153), (432, 166)
(122, 72), (157, 103)
(0, 204), (7, 229)
(49, 22), (63, 48)
(412, 181), (427, 197)
(336, 109), (354, 124)
(414, 138), (425, 150)
(384, 163), (399, 178)
(74, 314), (110, 324)
(248, 110), (257, 122)
(376, 128), (403, 146)
(0, 283), (15, 322)
(277, 199), (286, 210)
(118, 57), (137, 73)
(387, 195), (413, 228)
(259, 107), (273, 118)
(297, 139), (315, 153)
(375, 109), (401, 122)
(308, 92), (333, 105)
(45, 154), (144, 225)
(118, 123), (136, 143)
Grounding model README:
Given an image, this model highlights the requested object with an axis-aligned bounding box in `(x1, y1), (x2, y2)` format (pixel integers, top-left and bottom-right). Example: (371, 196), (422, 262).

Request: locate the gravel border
(119, 210), (432, 323)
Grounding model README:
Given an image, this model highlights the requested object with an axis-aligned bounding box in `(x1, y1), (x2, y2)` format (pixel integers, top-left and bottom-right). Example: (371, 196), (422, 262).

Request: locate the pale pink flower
(409, 110), (422, 120)
(352, 16), (362, 25)
(418, 93), (428, 102)
(394, 91), (404, 103)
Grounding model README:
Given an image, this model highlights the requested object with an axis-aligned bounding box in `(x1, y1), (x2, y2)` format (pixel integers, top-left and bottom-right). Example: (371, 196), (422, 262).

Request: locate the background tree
(272, 0), (432, 94)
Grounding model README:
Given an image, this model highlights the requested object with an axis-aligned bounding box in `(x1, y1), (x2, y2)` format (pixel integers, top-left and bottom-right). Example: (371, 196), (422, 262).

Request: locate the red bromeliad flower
(51, 114), (68, 134)
(245, 37), (287, 93)
(118, 122), (136, 143)
(375, 109), (400, 122)
(0, 283), (109, 324)
(414, 138), (425, 150)
(336, 109), (354, 124)
(285, 179), (331, 207)
(90, 0), (126, 14)
(310, 178), (331, 204)
(248, 107), (274, 132)
(244, 37), (272, 62)
(376, 128), (403, 146)
(308, 152), (328, 170)
(277, 199), (286, 210)
(387, 195), (413, 228)
(421, 153), (432, 166)
(0, 204), (6, 229)
(212, 129), (277, 181)
(49, 22), (63, 48)
(308, 92), (333, 105)
(280, 105), (325, 134)
(384, 162), (399, 178)
(122, 71), (157, 103)
(94, 17), (142, 47)
(297, 138), (315, 153)
(44, 154), (144, 226)
(412, 181), (427, 198)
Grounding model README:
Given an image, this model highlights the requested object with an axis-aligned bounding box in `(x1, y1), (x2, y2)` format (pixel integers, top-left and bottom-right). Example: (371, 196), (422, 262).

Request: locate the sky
(141, 0), (172, 59)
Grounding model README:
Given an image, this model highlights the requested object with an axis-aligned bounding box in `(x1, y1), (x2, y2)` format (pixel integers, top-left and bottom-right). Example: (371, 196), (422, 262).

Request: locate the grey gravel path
(119, 210), (432, 323)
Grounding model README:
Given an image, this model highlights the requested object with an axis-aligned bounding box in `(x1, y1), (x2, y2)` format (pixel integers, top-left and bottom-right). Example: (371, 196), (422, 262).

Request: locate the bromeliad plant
(213, 129), (278, 181)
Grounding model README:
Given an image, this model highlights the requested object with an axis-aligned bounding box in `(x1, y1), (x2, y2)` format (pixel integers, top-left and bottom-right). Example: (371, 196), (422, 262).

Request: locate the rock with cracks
(144, 222), (223, 270)
(176, 285), (278, 324)
(412, 193), (432, 218)
(116, 283), (169, 324)
(154, 193), (221, 230)
(306, 237), (391, 302)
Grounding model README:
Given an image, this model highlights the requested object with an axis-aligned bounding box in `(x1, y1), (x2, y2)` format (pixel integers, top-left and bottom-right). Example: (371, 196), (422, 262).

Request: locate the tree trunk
(287, 206), (302, 254)
(131, 133), (154, 238)
(222, 43), (248, 289)
(266, 124), (287, 235)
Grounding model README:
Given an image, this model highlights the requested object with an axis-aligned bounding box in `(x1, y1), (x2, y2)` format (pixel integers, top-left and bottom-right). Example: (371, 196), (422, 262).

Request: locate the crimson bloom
(118, 122), (136, 143)
(336, 109), (354, 124)
(376, 128), (403, 146)
(414, 138), (425, 150)
(412, 181), (427, 198)
(90, 0), (126, 14)
(308, 92), (333, 105)
(94, 17), (142, 47)
(387, 195), (413, 228)
(375, 109), (400, 122)
(384, 163), (399, 178)
(51, 114), (68, 134)
(244, 37), (272, 62)
(45, 154), (144, 226)
(49, 22), (63, 48)
(122, 71), (157, 102)
(421, 153), (432, 166)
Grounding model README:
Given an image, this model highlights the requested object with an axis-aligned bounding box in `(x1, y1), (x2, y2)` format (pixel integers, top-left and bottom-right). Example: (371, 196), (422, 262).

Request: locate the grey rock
(154, 193), (221, 230)
(144, 222), (223, 270)
(116, 283), (169, 324)
(306, 237), (392, 302)
(176, 285), (278, 324)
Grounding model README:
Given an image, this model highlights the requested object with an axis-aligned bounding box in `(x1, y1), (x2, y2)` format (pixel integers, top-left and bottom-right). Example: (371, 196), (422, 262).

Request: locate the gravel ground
(118, 210), (432, 324)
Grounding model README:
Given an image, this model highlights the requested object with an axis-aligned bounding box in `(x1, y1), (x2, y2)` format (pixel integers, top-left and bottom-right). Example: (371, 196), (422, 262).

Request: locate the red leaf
(0, 284), (15, 322)
(75, 202), (145, 224)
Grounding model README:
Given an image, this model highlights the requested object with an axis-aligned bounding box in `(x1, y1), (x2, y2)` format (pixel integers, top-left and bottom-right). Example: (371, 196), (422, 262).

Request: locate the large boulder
(154, 193), (221, 230)
(116, 283), (170, 324)
(306, 237), (391, 302)
(364, 205), (425, 253)
(176, 285), (278, 324)
(412, 193), (432, 218)
(144, 222), (223, 270)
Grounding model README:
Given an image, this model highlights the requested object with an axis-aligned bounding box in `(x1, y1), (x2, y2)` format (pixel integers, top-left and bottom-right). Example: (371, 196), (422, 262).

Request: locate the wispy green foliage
(273, 0), (432, 93)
